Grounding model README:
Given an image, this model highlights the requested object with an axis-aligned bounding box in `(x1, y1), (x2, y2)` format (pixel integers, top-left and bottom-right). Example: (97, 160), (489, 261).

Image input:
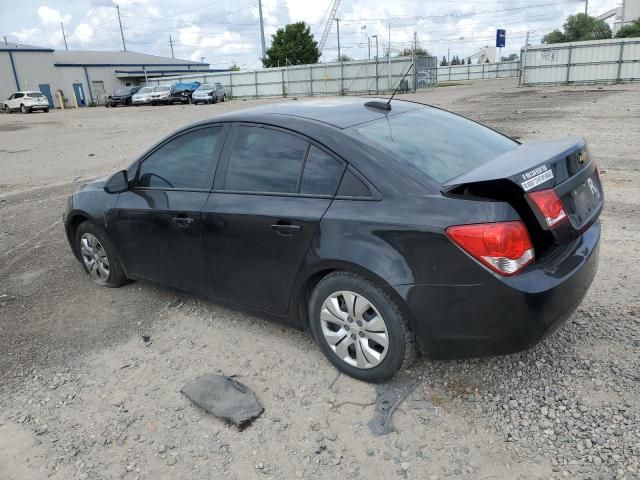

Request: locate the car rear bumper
(389, 221), (600, 358)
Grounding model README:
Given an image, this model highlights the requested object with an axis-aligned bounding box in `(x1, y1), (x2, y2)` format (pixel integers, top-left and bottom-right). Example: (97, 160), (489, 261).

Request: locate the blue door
(73, 83), (86, 107)
(38, 84), (54, 108)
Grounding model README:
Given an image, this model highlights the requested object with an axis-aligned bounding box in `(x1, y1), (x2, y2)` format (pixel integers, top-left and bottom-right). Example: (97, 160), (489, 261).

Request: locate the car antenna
(364, 63), (414, 112)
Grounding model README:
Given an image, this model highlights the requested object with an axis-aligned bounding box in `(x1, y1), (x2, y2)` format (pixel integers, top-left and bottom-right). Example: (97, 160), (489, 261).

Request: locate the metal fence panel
(521, 38), (640, 85)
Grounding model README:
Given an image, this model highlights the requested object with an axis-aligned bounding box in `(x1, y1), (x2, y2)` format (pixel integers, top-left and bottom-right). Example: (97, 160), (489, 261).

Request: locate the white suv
(2, 91), (50, 113)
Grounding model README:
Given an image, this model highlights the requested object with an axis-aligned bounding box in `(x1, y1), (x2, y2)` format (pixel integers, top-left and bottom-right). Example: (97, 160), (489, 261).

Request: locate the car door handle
(270, 222), (301, 236)
(172, 216), (194, 227)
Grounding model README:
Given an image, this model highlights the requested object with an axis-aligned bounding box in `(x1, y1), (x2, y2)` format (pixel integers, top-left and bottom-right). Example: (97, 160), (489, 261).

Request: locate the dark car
(63, 98), (602, 383)
(192, 82), (226, 104)
(168, 82), (201, 104)
(106, 86), (141, 107)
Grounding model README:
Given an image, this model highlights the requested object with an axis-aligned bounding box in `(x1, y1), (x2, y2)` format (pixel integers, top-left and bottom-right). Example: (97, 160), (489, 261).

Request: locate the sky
(0, 0), (621, 69)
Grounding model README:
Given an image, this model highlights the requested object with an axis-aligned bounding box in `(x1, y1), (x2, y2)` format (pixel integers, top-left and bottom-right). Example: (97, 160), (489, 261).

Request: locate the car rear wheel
(20, 104), (30, 114)
(75, 221), (127, 287)
(44, 108), (49, 113)
(309, 272), (416, 382)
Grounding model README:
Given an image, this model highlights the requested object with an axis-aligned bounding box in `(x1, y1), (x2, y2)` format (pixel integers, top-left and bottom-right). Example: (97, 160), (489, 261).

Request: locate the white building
(0, 41), (220, 108)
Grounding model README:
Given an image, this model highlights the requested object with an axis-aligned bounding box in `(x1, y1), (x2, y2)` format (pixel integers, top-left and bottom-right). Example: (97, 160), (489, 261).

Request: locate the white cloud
(72, 23), (94, 42)
(37, 5), (72, 25)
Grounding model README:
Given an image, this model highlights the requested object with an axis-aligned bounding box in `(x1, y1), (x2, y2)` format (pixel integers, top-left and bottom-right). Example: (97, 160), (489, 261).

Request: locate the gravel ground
(1, 79), (639, 480)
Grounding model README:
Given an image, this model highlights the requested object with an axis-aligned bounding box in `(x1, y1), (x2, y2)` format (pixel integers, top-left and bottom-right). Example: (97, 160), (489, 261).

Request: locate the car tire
(20, 104), (30, 114)
(44, 108), (49, 113)
(308, 272), (416, 383)
(75, 221), (128, 288)
(221, 94), (226, 102)
(212, 96), (217, 104)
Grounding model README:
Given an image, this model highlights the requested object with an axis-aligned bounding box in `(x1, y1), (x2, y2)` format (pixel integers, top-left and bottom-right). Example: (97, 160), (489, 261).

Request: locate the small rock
(325, 432), (337, 441)
(158, 444), (167, 454)
(366, 447), (375, 456)
(400, 462), (410, 471)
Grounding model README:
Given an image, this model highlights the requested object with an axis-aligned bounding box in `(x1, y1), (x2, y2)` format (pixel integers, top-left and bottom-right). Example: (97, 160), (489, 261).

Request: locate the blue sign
(496, 29), (506, 48)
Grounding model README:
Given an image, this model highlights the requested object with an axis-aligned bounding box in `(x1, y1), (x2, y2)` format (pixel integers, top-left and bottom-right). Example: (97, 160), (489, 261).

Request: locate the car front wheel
(309, 272), (416, 383)
(75, 221), (127, 287)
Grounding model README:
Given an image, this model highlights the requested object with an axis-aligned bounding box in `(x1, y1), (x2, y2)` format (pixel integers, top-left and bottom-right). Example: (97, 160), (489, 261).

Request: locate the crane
(318, 0), (341, 55)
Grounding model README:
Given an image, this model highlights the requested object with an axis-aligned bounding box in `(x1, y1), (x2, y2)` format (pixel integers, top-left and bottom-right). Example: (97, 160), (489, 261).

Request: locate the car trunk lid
(443, 136), (603, 247)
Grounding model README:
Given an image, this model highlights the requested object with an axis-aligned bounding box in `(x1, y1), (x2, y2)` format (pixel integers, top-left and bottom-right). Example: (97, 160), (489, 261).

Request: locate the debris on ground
(181, 374), (264, 428)
(368, 376), (418, 435)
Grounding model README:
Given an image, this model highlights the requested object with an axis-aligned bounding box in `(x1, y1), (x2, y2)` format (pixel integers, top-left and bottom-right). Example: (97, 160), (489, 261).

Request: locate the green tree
(335, 54), (352, 62)
(440, 56), (448, 66)
(501, 53), (519, 62)
(616, 18), (640, 38)
(542, 13), (612, 44)
(262, 22), (320, 68)
(466, 58), (471, 64)
(230, 64), (240, 71)
(397, 47), (430, 57)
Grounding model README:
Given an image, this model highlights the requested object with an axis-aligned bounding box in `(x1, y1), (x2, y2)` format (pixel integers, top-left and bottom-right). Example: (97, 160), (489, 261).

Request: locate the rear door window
(348, 107), (517, 183)
(224, 126), (307, 193)
(137, 126), (222, 190)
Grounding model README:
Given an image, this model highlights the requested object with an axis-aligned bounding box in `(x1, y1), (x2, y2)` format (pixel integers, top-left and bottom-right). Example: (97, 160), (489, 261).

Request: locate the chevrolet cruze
(63, 98), (602, 382)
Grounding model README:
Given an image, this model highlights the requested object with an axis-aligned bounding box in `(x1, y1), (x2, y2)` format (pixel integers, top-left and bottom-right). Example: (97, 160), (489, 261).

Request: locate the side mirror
(104, 170), (129, 194)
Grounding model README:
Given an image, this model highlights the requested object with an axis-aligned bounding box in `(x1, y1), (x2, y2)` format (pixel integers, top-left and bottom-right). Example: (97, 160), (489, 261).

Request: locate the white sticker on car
(521, 166), (554, 191)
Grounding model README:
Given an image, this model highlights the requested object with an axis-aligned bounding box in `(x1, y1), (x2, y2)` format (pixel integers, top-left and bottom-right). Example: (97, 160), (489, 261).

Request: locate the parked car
(192, 83), (226, 104)
(168, 82), (201, 104)
(105, 86), (141, 107)
(2, 91), (49, 113)
(150, 86), (171, 105)
(63, 98), (602, 383)
(131, 86), (154, 106)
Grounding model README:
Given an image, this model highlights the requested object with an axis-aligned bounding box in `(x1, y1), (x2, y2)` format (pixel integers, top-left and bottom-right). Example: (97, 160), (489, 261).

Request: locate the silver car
(132, 87), (154, 105)
(192, 83), (226, 104)
(150, 85), (171, 105)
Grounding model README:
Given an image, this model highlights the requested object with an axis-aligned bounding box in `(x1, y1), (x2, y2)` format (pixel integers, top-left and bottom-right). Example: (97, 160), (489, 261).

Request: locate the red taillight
(446, 221), (534, 276)
(527, 189), (567, 228)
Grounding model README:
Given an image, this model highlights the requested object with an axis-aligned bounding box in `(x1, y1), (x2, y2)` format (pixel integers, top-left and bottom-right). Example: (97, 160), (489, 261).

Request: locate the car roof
(16, 91), (42, 94)
(213, 97), (423, 129)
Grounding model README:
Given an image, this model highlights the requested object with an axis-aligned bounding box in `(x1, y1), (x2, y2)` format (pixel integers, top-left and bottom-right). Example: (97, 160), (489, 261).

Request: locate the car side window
(336, 168), (371, 197)
(15, 93), (24, 99)
(137, 126), (222, 190)
(224, 126), (307, 193)
(300, 146), (345, 195)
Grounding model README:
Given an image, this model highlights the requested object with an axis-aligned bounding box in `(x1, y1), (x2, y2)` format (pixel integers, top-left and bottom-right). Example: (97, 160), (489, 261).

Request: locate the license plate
(567, 174), (602, 227)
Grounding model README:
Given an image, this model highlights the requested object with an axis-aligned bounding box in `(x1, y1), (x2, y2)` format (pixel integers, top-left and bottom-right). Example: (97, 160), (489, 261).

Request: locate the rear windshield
(27, 93), (45, 98)
(348, 107), (517, 183)
(137, 87), (153, 93)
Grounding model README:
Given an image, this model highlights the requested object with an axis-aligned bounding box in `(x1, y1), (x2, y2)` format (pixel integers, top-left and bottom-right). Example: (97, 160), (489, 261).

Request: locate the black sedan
(63, 98), (602, 382)
(105, 86), (141, 107)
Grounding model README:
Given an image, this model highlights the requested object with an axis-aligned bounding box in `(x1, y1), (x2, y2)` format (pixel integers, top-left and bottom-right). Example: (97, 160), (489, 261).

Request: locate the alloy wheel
(80, 233), (110, 284)
(320, 291), (389, 369)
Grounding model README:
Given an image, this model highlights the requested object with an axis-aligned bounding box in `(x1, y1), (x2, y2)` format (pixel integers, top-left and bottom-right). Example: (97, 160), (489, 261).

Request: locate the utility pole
(61, 22), (68, 50)
(520, 31), (530, 87)
(116, 4), (126, 52)
(336, 18), (341, 60)
(372, 34), (379, 93)
(447, 48), (450, 64)
(336, 18), (343, 94)
(412, 31), (417, 92)
(584, 0), (588, 15)
(387, 23), (392, 91)
(368, 37), (371, 60)
(258, 0), (266, 61)
(169, 35), (175, 59)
